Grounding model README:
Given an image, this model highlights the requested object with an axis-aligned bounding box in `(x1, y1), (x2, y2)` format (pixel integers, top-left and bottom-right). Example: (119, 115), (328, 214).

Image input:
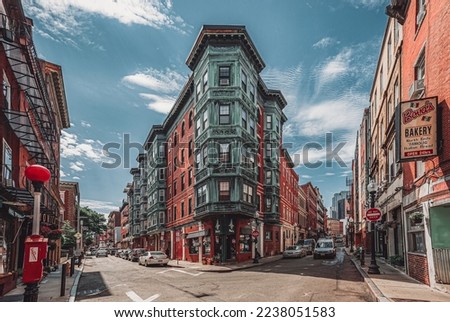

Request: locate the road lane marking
(157, 268), (204, 276)
(126, 291), (160, 302)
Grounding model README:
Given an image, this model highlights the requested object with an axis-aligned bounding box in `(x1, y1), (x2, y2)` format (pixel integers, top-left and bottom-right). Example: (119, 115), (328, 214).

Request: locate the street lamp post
(348, 217), (354, 253)
(367, 179), (380, 274)
(23, 165), (51, 302)
(252, 218), (260, 264)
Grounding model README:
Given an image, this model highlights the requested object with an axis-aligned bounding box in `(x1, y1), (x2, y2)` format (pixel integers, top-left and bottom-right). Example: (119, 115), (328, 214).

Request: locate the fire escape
(1, 3), (60, 217)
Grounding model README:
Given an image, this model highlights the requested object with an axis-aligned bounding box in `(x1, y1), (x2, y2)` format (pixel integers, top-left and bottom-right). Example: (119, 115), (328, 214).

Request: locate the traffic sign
(252, 230), (259, 238)
(74, 232), (82, 239)
(366, 208), (382, 222)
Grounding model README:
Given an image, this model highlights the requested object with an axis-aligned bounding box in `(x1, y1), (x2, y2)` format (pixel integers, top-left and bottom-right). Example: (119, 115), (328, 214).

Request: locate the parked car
(129, 248), (146, 262)
(120, 249), (131, 260)
(139, 251), (169, 267)
(313, 238), (336, 259)
(115, 249), (124, 257)
(283, 245), (306, 258)
(297, 239), (316, 255)
(96, 249), (108, 257)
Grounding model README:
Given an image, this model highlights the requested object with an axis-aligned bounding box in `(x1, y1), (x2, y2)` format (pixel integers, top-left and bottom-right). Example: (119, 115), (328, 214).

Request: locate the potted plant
(410, 212), (424, 224)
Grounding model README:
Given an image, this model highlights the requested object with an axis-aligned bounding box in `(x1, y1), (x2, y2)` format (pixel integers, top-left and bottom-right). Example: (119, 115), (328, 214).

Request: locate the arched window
(181, 121), (185, 137)
(174, 132), (178, 146)
(189, 111), (193, 128)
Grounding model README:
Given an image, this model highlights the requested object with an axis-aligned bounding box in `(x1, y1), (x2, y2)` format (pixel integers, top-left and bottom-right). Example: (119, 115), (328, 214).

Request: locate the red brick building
(300, 182), (318, 239)
(1, 0), (70, 295)
(390, 0), (450, 286)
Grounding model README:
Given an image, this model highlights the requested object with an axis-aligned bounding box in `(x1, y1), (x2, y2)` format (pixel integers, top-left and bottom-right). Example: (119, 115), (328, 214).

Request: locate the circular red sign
(252, 230), (260, 238)
(366, 208), (382, 222)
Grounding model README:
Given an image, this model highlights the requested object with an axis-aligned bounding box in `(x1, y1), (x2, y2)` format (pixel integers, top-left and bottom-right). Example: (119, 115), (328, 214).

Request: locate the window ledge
(407, 252), (427, 257)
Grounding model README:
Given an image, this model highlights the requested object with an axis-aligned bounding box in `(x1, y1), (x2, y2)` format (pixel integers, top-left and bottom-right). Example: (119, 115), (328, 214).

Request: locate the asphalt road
(76, 248), (371, 302)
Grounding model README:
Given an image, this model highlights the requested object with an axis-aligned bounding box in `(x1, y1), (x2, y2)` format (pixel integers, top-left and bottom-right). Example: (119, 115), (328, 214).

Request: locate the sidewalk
(0, 261), (83, 302)
(345, 247), (450, 302)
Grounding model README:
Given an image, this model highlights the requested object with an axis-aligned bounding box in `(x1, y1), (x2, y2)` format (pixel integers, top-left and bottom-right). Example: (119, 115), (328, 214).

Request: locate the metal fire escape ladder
(0, 13), (59, 215)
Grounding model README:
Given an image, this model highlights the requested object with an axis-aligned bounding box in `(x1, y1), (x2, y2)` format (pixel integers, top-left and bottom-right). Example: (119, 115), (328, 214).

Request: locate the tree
(80, 206), (107, 242)
(61, 220), (76, 249)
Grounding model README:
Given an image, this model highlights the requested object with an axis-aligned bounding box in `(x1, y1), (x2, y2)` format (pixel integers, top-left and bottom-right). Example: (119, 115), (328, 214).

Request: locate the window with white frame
(2, 141), (12, 181)
(203, 110), (208, 130)
(219, 104), (230, 125)
(159, 189), (165, 202)
(197, 184), (207, 205)
(219, 66), (230, 86)
(265, 143), (272, 159)
(219, 181), (230, 201)
(241, 70), (247, 93)
(243, 184), (253, 203)
(266, 115), (272, 130)
(266, 196), (272, 212)
(249, 118), (255, 136)
(3, 72), (11, 111)
(266, 170), (272, 185)
(416, 0), (426, 26)
(203, 70), (208, 93)
(394, 78), (400, 107)
(219, 143), (230, 163)
(196, 81), (201, 100)
(415, 49), (425, 82)
(249, 83), (255, 102)
(241, 109), (247, 130)
(196, 118), (201, 136)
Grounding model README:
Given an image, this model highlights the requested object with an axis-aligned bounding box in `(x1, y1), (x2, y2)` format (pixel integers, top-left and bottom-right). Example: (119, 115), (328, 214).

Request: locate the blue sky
(23, 0), (389, 214)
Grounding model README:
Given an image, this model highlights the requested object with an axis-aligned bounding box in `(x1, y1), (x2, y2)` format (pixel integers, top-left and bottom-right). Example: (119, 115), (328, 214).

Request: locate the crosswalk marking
(157, 268), (204, 277)
(126, 291), (160, 302)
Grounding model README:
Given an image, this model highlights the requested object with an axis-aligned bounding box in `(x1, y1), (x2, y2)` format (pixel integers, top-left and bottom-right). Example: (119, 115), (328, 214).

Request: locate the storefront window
(189, 238), (200, 254)
(407, 210), (426, 254)
(204, 236), (211, 255)
(239, 234), (251, 253)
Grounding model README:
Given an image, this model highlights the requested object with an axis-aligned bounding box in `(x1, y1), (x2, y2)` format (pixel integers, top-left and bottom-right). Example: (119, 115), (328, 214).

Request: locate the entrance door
(430, 206), (450, 284)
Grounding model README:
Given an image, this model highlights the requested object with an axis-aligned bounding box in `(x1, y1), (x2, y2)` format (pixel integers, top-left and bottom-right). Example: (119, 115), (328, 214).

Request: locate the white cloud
(61, 130), (108, 163)
(23, 0), (189, 46)
(81, 199), (118, 215)
(302, 175), (312, 179)
(69, 161), (85, 172)
(325, 172), (335, 176)
(81, 120), (91, 128)
(313, 37), (340, 49)
(344, 0), (386, 9)
(72, 176), (80, 180)
(292, 92), (367, 137)
(60, 170), (66, 177)
(315, 48), (352, 90)
(123, 68), (188, 114)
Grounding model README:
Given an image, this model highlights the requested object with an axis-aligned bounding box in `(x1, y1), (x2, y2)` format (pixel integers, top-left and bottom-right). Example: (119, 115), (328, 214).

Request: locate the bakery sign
(398, 96), (438, 162)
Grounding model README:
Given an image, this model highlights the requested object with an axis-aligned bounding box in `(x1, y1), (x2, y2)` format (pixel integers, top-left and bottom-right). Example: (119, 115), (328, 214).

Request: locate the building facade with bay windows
(127, 25), (300, 263)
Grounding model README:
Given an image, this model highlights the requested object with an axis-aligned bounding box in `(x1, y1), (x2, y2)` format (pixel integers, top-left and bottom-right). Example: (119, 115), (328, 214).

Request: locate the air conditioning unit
(409, 79), (425, 99)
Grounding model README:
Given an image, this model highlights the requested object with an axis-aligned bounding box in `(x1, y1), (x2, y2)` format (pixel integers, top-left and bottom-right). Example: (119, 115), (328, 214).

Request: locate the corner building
(142, 25), (299, 263)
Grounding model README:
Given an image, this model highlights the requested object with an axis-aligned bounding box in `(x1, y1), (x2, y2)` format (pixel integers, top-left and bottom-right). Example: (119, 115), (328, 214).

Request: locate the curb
(68, 263), (84, 302)
(348, 256), (391, 302)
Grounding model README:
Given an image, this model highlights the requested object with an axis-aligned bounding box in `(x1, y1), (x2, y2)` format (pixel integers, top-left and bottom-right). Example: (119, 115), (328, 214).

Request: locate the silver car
(139, 251), (169, 267)
(96, 249), (108, 257)
(283, 245), (307, 258)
